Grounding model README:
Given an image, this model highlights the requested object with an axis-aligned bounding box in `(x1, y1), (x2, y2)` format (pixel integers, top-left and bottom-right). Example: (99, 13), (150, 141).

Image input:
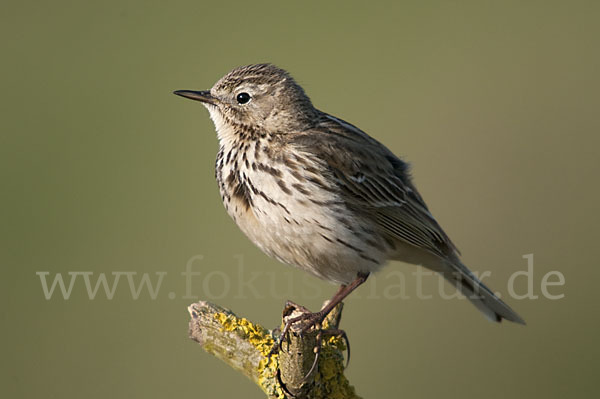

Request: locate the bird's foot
(270, 301), (323, 354)
(268, 301), (350, 379)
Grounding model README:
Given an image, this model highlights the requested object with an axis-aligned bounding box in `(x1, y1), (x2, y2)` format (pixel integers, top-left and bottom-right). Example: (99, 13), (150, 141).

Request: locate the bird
(174, 63), (525, 331)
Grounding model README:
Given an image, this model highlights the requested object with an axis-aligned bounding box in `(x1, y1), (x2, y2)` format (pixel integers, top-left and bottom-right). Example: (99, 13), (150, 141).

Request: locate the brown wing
(291, 113), (459, 259)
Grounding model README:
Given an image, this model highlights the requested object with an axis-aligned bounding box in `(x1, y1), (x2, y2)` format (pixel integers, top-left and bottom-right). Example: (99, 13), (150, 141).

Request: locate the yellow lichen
(311, 337), (358, 399)
(213, 312), (285, 398)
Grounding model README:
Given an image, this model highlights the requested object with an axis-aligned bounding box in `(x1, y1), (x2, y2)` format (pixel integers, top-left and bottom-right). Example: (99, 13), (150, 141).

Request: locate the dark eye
(236, 92), (251, 104)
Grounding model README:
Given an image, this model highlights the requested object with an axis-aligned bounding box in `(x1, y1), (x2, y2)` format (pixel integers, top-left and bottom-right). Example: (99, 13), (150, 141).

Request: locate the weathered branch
(188, 300), (361, 398)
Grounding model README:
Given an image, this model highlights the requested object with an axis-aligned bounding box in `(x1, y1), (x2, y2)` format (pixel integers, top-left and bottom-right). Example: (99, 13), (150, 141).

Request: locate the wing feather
(291, 113), (459, 259)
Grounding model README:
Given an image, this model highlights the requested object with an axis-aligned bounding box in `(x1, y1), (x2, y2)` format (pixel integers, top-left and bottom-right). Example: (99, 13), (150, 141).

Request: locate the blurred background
(2, 1), (598, 398)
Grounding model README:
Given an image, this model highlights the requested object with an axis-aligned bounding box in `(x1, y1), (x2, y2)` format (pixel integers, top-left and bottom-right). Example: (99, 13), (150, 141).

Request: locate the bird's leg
(295, 272), (369, 334)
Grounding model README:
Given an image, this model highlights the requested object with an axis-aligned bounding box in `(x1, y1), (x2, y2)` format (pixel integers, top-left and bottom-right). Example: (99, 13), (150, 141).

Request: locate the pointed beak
(173, 90), (218, 105)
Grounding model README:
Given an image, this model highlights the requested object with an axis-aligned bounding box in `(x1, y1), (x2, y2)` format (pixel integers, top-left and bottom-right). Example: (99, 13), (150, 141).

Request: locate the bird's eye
(236, 92), (251, 104)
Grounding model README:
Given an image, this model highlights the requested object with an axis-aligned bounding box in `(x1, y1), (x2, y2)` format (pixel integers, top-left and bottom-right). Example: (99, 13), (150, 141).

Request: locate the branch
(188, 300), (362, 398)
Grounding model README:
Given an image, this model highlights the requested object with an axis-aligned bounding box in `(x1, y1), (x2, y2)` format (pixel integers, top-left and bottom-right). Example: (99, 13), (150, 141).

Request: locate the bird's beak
(173, 90), (218, 105)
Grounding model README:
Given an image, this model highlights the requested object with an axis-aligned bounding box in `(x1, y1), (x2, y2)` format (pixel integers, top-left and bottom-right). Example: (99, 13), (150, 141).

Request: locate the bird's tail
(443, 260), (526, 325)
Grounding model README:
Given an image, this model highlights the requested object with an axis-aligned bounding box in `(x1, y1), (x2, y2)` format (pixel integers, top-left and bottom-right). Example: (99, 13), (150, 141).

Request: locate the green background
(2, 1), (598, 398)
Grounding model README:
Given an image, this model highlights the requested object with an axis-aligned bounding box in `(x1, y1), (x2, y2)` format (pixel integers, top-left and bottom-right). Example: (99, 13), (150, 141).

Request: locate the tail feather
(444, 261), (526, 325)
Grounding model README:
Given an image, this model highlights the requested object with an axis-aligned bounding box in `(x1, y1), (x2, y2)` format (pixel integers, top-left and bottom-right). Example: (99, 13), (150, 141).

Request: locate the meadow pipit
(174, 64), (525, 332)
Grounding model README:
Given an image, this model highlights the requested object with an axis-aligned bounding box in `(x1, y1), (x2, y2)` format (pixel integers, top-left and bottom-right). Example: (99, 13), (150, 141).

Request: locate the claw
(302, 329), (323, 382)
(322, 328), (351, 368)
(267, 341), (279, 360)
(276, 368), (297, 398)
(339, 329), (351, 368)
(270, 302), (311, 357)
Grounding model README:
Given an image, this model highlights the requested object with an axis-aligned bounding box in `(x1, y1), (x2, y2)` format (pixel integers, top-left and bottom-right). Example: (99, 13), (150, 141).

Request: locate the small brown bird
(174, 63), (525, 330)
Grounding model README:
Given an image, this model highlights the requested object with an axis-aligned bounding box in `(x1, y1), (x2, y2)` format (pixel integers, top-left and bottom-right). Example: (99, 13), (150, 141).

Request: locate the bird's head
(175, 64), (317, 140)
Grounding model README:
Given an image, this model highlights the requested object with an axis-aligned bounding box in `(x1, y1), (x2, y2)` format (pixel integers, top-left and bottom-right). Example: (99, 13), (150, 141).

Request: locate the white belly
(217, 144), (387, 285)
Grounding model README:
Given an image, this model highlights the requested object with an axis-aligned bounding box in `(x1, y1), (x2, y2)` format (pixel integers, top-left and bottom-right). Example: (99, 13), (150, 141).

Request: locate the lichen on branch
(188, 301), (361, 399)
